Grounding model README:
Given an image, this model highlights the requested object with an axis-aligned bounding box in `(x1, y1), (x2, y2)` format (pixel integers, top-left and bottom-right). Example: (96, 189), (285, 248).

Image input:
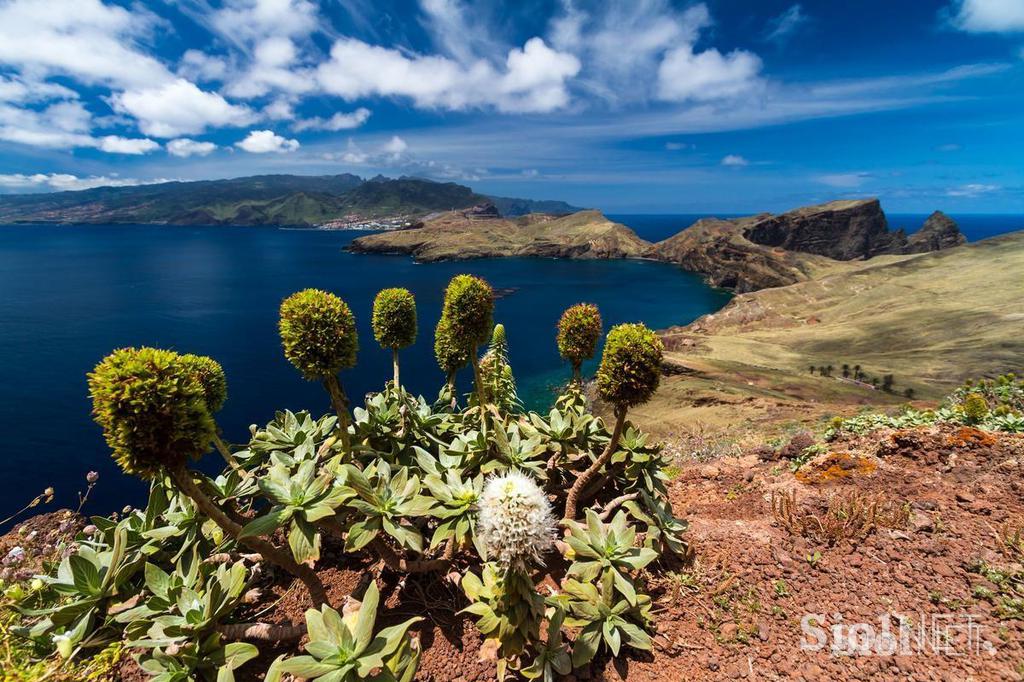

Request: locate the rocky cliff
(650, 199), (965, 291)
(348, 209), (651, 262)
(904, 211), (967, 253)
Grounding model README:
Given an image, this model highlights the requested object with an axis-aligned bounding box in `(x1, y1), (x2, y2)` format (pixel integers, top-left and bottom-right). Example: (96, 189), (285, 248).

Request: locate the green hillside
(0, 174), (566, 226)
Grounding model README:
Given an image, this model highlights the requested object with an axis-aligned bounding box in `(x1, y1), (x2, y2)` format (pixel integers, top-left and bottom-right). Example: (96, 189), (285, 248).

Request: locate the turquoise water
(0, 224), (731, 517)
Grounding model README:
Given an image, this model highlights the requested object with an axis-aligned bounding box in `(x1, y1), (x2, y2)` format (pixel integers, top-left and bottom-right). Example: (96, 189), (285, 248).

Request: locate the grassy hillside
(628, 232), (1024, 439)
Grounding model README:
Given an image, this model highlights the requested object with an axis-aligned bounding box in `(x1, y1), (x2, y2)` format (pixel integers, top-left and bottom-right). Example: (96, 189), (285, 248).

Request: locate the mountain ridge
(0, 174), (582, 226)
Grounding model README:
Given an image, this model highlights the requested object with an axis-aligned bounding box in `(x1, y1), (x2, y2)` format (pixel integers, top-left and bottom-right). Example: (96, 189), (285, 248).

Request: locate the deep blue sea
(1, 213), (1020, 520)
(0, 223), (730, 519)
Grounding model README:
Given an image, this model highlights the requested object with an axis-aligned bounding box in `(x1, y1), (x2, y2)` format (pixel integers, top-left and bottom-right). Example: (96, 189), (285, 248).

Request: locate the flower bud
(476, 471), (555, 569)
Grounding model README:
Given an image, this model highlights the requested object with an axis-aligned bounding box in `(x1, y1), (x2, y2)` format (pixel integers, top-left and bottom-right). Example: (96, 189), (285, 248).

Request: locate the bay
(0, 223), (730, 517)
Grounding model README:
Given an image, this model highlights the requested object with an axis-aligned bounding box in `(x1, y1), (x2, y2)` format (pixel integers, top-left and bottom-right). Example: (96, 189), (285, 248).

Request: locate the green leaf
(238, 509), (291, 539)
(277, 655), (339, 678)
(288, 518), (321, 565)
(68, 554), (101, 595)
(345, 518), (381, 551)
(571, 624), (602, 667)
(353, 582), (379, 654)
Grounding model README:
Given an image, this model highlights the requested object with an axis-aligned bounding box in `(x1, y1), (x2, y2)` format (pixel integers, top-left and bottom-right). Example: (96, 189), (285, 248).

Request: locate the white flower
(476, 471), (555, 568)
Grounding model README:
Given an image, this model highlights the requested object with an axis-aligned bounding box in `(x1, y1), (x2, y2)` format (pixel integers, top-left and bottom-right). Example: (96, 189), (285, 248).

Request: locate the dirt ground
(6, 422), (1024, 681)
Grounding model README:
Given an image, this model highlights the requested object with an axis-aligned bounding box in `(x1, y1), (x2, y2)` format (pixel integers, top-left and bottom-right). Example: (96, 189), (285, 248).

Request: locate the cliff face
(905, 211), (967, 253)
(348, 209), (651, 262)
(741, 199), (905, 260)
(650, 199), (966, 292)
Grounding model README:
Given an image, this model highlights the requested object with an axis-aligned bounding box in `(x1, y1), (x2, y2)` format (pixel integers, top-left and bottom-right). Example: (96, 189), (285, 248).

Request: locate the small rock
(700, 465), (721, 479)
(721, 622), (739, 640)
(955, 491), (975, 504)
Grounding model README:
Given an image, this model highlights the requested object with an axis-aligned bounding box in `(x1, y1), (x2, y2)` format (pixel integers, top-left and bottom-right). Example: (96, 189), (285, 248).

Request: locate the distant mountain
(488, 196), (584, 217)
(0, 174), (576, 227)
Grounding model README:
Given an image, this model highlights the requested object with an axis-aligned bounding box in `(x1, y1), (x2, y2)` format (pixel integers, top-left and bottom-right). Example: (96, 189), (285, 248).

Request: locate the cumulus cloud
(382, 135), (408, 154)
(210, 0), (319, 43)
(167, 138), (218, 157)
(97, 136), (160, 154)
(765, 5), (808, 44)
(657, 45), (763, 102)
(112, 79), (257, 137)
(950, 0), (1024, 32)
(236, 129), (300, 153)
(0, 75), (78, 104)
(0, 100), (94, 148)
(0, 173), (170, 192)
(721, 154), (749, 166)
(227, 36), (316, 98)
(293, 107), (371, 131)
(316, 36), (579, 113)
(0, 0), (172, 88)
(178, 49), (230, 83)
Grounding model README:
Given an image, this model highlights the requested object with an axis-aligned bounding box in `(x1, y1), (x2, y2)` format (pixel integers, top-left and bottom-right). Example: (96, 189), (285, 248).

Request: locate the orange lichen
(945, 426), (997, 449)
(795, 452), (877, 484)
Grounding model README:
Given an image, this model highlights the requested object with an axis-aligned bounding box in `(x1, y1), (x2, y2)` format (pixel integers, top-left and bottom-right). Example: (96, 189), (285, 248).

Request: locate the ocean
(1, 213), (1020, 519)
(0, 223), (729, 518)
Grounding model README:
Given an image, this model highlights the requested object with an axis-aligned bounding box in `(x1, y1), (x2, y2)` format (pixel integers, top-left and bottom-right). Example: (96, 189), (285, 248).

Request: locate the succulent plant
(434, 316), (470, 388)
(596, 323), (663, 410)
(460, 562), (545, 674)
(441, 274), (494, 349)
(372, 288), (417, 387)
(338, 462), (436, 554)
(963, 392), (989, 423)
(557, 578), (652, 667)
(475, 471), (555, 569)
(563, 510), (657, 605)
(88, 347), (216, 480)
(556, 303), (602, 380)
(239, 460), (352, 565)
(420, 467), (485, 557)
(178, 354), (228, 414)
(478, 324), (520, 413)
(278, 289), (358, 381)
(521, 607), (571, 682)
(267, 582), (422, 682)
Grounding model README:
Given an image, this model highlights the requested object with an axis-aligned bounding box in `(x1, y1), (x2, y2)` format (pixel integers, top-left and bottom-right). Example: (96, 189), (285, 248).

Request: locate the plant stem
(218, 622), (306, 641)
(563, 407), (626, 523)
(368, 536), (450, 573)
(392, 347), (401, 387)
(323, 374), (352, 453)
(470, 348), (488, 440)
(212, 433), (241, 472)
(168, 464), (329, 608)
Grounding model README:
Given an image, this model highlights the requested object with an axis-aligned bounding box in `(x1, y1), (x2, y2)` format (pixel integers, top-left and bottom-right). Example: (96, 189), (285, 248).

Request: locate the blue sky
(0, 0), (1022, 212)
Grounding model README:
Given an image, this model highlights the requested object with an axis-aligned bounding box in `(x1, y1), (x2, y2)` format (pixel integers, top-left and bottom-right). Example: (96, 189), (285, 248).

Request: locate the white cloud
(0, 0), (172, 88)
(316, 36), (579, 113)
(0, 173), (170, 192)
(236, 129), (300, 153)
(657, 45), (763, 102)
(0, 75), (78, 104)
(947, 182), (1000, 196)
(293, 107), (371, 131)
(0, 100), (94, 148)
(264, 99), (296, 120)
(210, 0), (319, 43)
(765, 5), (808, 44)
(721, 154), (749, 166)
(950, 0), (1024, 32)
(816, 172), (873, 188)
(227, 36), (316, 98)
(178, 49), (230, 82)
(549, 1), (709, 103)
(382, 135), (408, 154)
(167, 138), (218, 157)
(97, 136), (160, 154)
(112, 79), (257, 137)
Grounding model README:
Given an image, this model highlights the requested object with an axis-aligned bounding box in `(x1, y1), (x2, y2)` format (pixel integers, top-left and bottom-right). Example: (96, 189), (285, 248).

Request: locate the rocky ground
(5, 422), (1023, 681)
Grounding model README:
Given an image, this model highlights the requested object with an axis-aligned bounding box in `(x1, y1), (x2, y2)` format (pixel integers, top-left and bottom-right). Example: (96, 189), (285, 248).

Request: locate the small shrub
(556, 303), (602, 380)
(596, 323), (663, 410)
(771, 489), (910, 546)
(279, 288), (358, 380)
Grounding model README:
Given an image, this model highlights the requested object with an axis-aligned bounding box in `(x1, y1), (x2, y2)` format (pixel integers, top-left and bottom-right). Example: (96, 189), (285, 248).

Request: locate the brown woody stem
(168, 464), (329, 608)
(369, 536), (450, 573)
(218, 622), (307, 641)
(392, 347), (401, 388)
(323, 374), (352, 453)
(599, 492), (639, 521)
(212, 433), (241, 472)
(563, 407), (626, 523)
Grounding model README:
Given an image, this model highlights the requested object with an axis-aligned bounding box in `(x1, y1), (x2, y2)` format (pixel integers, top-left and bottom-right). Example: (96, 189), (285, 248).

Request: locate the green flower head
(179, 353), (227, 413)
(434, 316), (470, 376)
(371, 287), (417, 350)
(597, 323), (664, 409)
(88, 347), (215, 479)
(441, 274), (494, 348)
(556, 303), (602, 367)
(279, 289), (358, 380)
